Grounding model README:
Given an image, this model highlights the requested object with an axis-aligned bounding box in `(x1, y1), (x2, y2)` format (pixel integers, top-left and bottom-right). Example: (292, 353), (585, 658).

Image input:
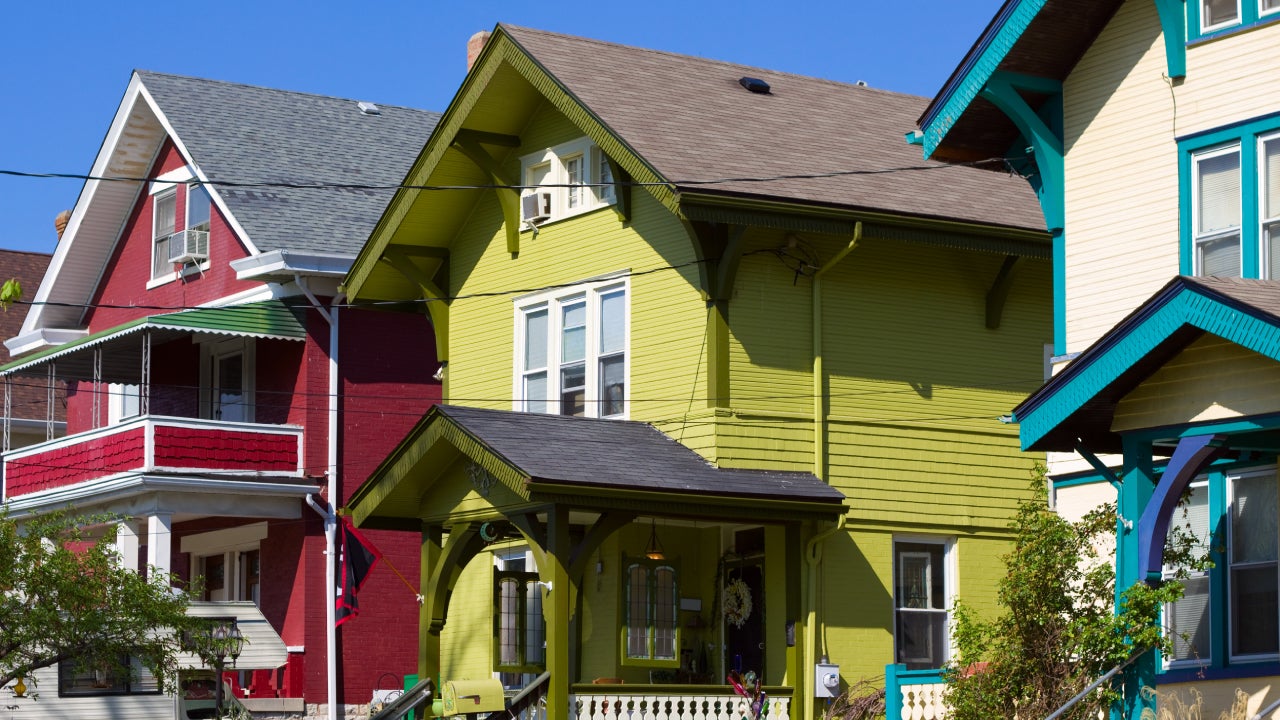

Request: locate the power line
(0, 155), (1023, 193)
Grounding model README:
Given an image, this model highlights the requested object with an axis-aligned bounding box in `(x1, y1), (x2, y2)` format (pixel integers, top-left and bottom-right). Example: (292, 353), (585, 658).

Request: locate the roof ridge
(134, 69), (440, 116)
(497, 24), (927, 101)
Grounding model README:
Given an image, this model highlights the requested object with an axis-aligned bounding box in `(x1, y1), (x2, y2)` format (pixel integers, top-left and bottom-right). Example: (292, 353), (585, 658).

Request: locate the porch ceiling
(347, 405), (847, 530)
(0, 300), (309, 381)
(1014, 276), (1280, 453)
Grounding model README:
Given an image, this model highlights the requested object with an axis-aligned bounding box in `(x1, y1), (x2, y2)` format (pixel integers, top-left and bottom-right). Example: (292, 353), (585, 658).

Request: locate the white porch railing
(885, 664), (949, 720)
(571, 687), (791, 720)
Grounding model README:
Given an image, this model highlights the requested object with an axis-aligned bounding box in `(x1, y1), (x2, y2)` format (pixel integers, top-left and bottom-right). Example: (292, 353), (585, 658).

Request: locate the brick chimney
(467, 30), (491, 72)
(54, 210), (71, 239)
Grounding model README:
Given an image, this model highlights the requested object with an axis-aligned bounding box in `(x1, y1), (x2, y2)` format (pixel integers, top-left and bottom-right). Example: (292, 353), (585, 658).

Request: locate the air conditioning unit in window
(521, 191), (552, 224)
(167, 229), (209, 264)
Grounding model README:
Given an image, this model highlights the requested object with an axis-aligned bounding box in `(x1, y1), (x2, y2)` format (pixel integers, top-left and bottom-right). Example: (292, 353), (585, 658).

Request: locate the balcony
(2, 415), (303, 499)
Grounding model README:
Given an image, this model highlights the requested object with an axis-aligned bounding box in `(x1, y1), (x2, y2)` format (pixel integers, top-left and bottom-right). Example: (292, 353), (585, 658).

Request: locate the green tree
(0, 279), (19, 311)
(0, 509), (202, 695)
(944, 469), (1200, 720)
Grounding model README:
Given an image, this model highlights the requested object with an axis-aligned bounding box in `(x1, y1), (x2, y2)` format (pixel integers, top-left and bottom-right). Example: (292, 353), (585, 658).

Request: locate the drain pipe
(812, 222), (861, 480)
(297, 275), (343, 720)
(803, 517), (846, 718)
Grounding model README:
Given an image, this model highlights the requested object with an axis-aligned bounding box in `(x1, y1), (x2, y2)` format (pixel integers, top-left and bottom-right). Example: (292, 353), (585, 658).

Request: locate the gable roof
(348, 404), (845, 529)
(503, 25), (1043, 230)
(13, 72), (439, 351)
(1013, 276), (1280, 453)
(137, 71), (441, 257)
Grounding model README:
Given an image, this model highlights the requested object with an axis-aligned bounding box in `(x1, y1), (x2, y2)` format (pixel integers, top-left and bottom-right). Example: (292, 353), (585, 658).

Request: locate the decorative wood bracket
(509, 512), (548, 573)
(980, 72), (1065, 233)
(568, 512), (637, 579)
(1152, 0), (1187, 79)
(425, 522), (485, 634)
(985, 254), (1022, 329)
(452, 130), (522, 257)
(382, 245), (450, 363)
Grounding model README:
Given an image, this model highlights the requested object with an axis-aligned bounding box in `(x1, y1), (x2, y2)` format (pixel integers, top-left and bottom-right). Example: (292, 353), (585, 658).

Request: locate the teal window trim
(1179, 113), (1280, 279)
(1188, 0), (1280, 40)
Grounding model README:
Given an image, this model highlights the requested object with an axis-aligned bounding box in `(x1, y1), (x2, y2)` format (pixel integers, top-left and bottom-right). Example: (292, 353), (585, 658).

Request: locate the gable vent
(738, 77), (771, 94)
(357, 101), (381, 115)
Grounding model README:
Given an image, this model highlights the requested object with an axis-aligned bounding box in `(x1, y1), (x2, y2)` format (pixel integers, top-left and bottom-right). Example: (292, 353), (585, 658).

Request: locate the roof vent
(357, 101), (381, 115)
(738, 77), (771, 94)
(855, 80), (868, 87)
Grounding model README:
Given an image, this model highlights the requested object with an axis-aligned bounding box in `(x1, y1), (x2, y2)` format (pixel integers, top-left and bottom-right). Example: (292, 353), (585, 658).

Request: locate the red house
(0, 71), (442, 719)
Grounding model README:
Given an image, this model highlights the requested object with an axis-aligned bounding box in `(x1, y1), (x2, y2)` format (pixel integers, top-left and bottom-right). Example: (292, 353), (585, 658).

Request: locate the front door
(724, 561), (765, 679)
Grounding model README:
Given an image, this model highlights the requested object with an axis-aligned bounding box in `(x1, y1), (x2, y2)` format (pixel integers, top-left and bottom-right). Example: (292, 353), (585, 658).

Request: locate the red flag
(336, 515), (382, 627)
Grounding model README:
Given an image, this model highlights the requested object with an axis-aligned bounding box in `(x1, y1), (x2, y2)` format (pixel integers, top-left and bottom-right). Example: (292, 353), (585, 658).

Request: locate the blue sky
(0, 0), (1002, 255)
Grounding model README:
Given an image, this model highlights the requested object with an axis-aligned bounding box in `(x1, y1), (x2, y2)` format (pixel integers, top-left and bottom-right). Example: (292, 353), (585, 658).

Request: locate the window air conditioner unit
(167, 229), (210, 264)
(521, 191), (552, 224)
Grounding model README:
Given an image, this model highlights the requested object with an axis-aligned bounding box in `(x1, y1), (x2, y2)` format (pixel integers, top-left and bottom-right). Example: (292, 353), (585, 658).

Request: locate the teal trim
(1208, 468), (1227, 668)
(920, 0), (1049, 159)
(1153, 0), (1188, 78)
(1053, 472), (1112, 490)
(1054, 229), (1067, 354)
(979, 73), (1065, 232)
(1075, 440), (1123, 490)
(1179, 148), (1194, 275)
(1018, 285), (1280, 450)
(1116, 435), (1157, 720)
(1127, 413), (1280, 443)
(884, 663), (903, 717)
(1187, 0), (1280, 41)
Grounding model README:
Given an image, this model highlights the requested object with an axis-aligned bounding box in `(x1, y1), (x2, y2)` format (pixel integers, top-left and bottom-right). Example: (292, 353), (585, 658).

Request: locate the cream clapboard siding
(724, 230), (1051, 530)
(1062, 0), (1180, 354)
(1063, 1), (1280, 354)
(1160, 678), (1280, 719)
(444, 105), (707, 439)
(1113, 334), (1280, 431)
(20, 665), (173, 720)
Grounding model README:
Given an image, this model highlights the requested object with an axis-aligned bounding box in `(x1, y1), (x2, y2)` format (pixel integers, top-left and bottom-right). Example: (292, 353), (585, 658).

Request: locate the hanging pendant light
(644, 519), (666, 561)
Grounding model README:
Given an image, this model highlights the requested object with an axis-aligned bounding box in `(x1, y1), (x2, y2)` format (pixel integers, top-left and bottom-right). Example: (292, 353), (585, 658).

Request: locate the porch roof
(348, 405), (846, 529)
(0, 300), (308, 381)
(181, 600), (288, 670)
(1012, 276), (1280, 453)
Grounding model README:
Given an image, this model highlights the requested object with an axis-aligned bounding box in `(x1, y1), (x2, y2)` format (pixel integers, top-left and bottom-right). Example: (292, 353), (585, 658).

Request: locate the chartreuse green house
(343, 24), (1052, 720)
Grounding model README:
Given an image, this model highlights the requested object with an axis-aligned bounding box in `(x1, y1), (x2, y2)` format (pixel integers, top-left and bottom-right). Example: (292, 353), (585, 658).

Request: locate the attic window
(357, 101), (381, 115)
(738, 77), (771, 94)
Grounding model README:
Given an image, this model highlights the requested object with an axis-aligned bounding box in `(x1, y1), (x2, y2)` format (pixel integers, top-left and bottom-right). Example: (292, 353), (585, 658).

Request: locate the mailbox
(441, 679), (505, 717)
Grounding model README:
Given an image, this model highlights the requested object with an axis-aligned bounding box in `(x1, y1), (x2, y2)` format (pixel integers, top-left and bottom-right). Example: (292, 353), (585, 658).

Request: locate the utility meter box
(815, 663), (841, 698)
(441, 679), (505, 716)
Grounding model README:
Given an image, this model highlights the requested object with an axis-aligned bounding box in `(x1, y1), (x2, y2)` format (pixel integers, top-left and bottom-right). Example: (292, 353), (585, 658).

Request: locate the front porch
(348, 405), (846, 720)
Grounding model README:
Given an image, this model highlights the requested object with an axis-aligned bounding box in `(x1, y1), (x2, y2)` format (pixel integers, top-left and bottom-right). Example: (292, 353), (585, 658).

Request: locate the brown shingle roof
(503, 24), (1045, 233)
(0, 250), (64, 423)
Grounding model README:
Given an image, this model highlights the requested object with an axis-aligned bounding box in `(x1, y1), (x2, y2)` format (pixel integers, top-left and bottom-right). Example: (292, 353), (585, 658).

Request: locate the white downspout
(297, 275), (342, 720)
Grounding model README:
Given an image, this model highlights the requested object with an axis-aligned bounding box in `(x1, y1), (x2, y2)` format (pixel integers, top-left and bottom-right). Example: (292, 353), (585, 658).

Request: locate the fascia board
(3, 328), (90, 356)
(231, 250), (355, 280)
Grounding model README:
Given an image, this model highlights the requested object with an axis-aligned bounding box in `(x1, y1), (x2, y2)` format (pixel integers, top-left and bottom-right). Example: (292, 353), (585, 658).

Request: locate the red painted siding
(5, 427), (145, 495)
(84, 141), (259, 332)
(152, 425), (298, 471)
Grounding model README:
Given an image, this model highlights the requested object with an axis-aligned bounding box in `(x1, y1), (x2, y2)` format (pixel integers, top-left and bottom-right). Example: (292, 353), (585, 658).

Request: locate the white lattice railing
(885, 664), (949, 720)
(571, 688), (791, 720)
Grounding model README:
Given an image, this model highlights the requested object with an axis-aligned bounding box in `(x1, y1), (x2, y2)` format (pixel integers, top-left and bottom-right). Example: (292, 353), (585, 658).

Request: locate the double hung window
(516, 279), (627, 418)
(149, 167), (212, 284)
(1182, 119), (1280, 280)
(520, 138), (616, 224)
(1192, 0), (1280, 36)
(623, 558), (678, 665)
(1229, 470), (1279, 659)
(1163, 483), (1211, 664)
(893, 541), (951, 670)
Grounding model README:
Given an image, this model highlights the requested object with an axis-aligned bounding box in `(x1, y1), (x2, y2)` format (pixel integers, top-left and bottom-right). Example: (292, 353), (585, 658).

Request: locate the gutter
(812, 222), (861, 481)
(297, 275), (344, 720)
(232, 250), (354, 281)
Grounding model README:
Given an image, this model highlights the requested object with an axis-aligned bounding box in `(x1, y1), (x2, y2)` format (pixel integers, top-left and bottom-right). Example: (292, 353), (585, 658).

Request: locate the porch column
(116, 519), (141, 573)
(543, 506), (572, 719)
(1114, 435), (1156, 720)
(46, 363), (56, 441)
(147, 514), (173, 576)
(140, 331), (151, 416)
(419, 523), (443, 684)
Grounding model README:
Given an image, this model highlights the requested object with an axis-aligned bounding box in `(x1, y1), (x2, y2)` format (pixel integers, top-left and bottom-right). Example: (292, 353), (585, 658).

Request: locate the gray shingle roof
(501, 25), (1045, 233)
(138, 71), (440, 256)
(437, 405), (845, 503)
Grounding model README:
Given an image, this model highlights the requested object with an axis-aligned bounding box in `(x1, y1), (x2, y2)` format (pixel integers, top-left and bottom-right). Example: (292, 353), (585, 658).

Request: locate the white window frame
(151, 188), (178, 283)
(180, 522), (268, 604)
(1264, 0), (1280, 18)
(199, 337), (256, 423)
(146, 166), (212, 289)
(1259, 132), (1280, 279)
(1162, 480), (1212, 668)
(107, 383), (142, 424)
(1227, 467), (1280, 663)
(519, 137), (617, 226)
(1191, 144), (1243, 278)
(892, 536), (956, 670)
(1202, 0), (1242, 31)
(513, 275), (629, 419)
